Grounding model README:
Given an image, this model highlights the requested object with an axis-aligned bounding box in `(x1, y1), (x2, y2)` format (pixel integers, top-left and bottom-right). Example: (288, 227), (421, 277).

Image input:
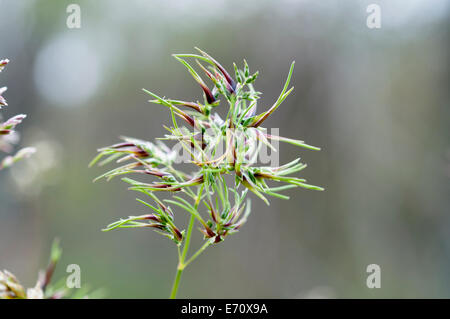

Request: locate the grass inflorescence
(91, 48), (323, 298)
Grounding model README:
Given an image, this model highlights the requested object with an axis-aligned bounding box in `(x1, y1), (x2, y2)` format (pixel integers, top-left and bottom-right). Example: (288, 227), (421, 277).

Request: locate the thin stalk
(184, 239), (213, 268)
(170, 268), (183, 299)
(170, 185), (204, 299)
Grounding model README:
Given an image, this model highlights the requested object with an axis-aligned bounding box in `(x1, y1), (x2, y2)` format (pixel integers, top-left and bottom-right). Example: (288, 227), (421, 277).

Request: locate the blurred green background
(0, 0), (449, 298)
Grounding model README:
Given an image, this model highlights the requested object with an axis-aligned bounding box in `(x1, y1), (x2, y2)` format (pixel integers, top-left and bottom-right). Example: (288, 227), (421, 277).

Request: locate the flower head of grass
(91, 48), (323, 298)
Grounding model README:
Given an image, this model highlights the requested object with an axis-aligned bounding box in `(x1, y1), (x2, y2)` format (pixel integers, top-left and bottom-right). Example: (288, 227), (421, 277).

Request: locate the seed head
(92, 49), (323, 247)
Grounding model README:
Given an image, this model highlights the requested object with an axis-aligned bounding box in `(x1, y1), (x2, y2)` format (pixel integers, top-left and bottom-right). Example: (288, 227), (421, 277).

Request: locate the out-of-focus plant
(0, 239), (94, 299)
(91, 48), (323, 298)
(0, 61), (96, 300)
(0, 59), (35, 170)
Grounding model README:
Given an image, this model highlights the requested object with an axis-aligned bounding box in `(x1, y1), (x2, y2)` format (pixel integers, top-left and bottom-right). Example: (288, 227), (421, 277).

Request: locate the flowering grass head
(91, 48), (323, 297)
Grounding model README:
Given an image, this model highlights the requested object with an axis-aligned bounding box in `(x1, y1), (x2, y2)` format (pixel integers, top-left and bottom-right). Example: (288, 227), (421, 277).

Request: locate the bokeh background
(0, 0), (449, 298)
